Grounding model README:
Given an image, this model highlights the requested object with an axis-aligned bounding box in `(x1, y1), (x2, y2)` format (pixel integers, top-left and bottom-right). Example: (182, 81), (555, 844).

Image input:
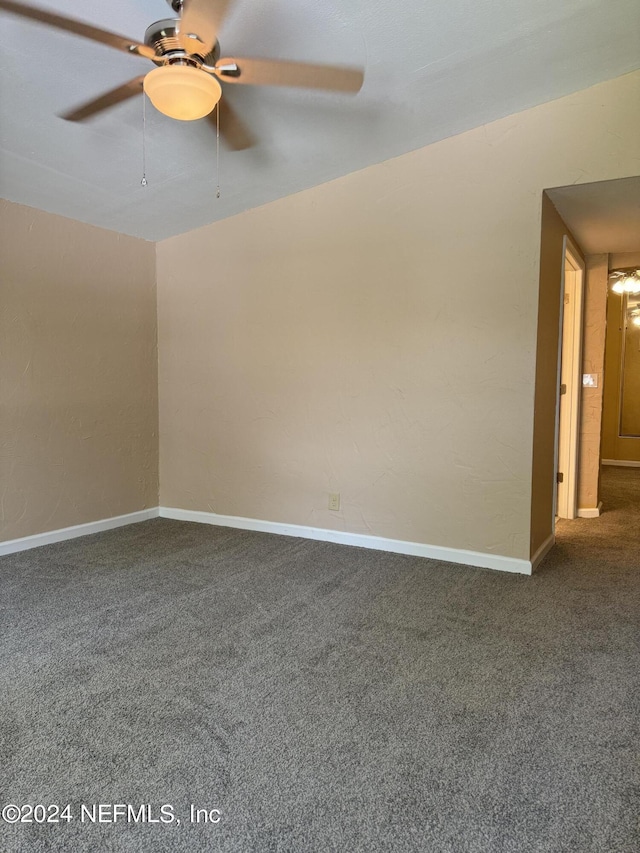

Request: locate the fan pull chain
(141, 92), (148, 187)
(215, 101), (220, 199)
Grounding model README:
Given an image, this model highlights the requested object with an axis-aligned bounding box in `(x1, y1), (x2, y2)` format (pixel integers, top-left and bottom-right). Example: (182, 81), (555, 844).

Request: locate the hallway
(553, 465), (640, 570)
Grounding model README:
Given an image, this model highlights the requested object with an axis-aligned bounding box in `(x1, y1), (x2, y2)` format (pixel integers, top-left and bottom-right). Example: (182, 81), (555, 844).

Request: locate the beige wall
(157, 69), (640, 562)
(602, 251), (640, 464)
(577, 255), (608, 509)
(0, 200), (158, 542)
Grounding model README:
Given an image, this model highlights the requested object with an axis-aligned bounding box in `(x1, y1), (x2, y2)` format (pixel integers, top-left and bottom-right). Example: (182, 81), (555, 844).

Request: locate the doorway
(601, 277), (640, 466)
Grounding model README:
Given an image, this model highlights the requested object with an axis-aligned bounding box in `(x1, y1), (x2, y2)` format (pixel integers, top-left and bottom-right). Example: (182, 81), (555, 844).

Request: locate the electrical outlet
(328, 492), (341, 511)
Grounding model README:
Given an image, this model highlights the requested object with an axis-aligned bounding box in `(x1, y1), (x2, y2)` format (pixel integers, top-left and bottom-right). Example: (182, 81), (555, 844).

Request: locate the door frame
(553, 237), (585, 521)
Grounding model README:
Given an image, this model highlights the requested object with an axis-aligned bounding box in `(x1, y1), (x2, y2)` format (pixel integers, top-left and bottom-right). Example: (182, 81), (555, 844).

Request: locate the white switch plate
(583, 374), (598, 388)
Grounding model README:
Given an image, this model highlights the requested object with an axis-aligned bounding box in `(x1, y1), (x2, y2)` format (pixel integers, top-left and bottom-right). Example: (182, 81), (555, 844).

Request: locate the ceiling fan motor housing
(144, 18), (220, 67)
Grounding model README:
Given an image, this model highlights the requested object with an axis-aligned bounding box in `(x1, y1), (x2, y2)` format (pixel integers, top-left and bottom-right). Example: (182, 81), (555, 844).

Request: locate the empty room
(1, 1), (639, 851)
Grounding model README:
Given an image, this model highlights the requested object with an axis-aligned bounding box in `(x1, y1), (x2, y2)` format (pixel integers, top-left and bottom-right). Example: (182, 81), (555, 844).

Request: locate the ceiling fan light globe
(623, 274), (640, 294)
(143, 65), (221, 121)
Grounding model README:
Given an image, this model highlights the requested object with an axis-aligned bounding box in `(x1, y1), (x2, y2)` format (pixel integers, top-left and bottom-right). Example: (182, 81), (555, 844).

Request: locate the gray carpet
(1, 467), (638, 852)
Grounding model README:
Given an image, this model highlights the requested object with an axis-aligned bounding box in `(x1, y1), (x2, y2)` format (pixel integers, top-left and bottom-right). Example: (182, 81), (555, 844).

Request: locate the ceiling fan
(0, 0), (364, 149)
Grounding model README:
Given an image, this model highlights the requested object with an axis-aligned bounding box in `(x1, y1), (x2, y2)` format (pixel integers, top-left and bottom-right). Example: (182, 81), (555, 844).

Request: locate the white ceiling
(547, 177), (640, 255)
(1, 0), (639, 241)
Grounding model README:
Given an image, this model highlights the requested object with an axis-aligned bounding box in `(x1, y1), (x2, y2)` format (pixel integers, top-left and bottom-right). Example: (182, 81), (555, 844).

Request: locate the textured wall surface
(158, 71), (640, 562)
(577, 255), (608, 510)
(0, 200), (158, 542)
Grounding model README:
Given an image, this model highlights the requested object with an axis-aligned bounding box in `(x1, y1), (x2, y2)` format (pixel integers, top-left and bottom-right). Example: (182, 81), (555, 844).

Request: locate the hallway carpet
(0, 467), (638, 852)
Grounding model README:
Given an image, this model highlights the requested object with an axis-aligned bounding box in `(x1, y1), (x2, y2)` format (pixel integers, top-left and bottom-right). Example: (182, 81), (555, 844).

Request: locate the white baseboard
(0, 508), (159, 557)
(159, 506), (533, 575)
(602, 459), (640, 468)
(530, 532), (555, 572)
(0, 504), (535, 575)
(577, 502), (603, 518)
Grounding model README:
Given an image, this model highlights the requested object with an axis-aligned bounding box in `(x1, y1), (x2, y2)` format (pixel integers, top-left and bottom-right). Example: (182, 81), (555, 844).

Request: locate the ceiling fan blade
(207, 98), (255, 150)
(0, 1), (156, 59)
(60, 77), (145, 122)
(179, 0), (234, 54)
(215, 57), (364, 93)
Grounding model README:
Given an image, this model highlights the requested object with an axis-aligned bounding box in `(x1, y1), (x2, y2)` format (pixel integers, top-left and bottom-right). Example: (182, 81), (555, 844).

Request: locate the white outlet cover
(583, 374), (598, 387)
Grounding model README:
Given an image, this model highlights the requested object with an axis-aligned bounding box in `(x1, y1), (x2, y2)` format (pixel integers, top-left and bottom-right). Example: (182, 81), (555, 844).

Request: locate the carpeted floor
(0, 466), (638, 852)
